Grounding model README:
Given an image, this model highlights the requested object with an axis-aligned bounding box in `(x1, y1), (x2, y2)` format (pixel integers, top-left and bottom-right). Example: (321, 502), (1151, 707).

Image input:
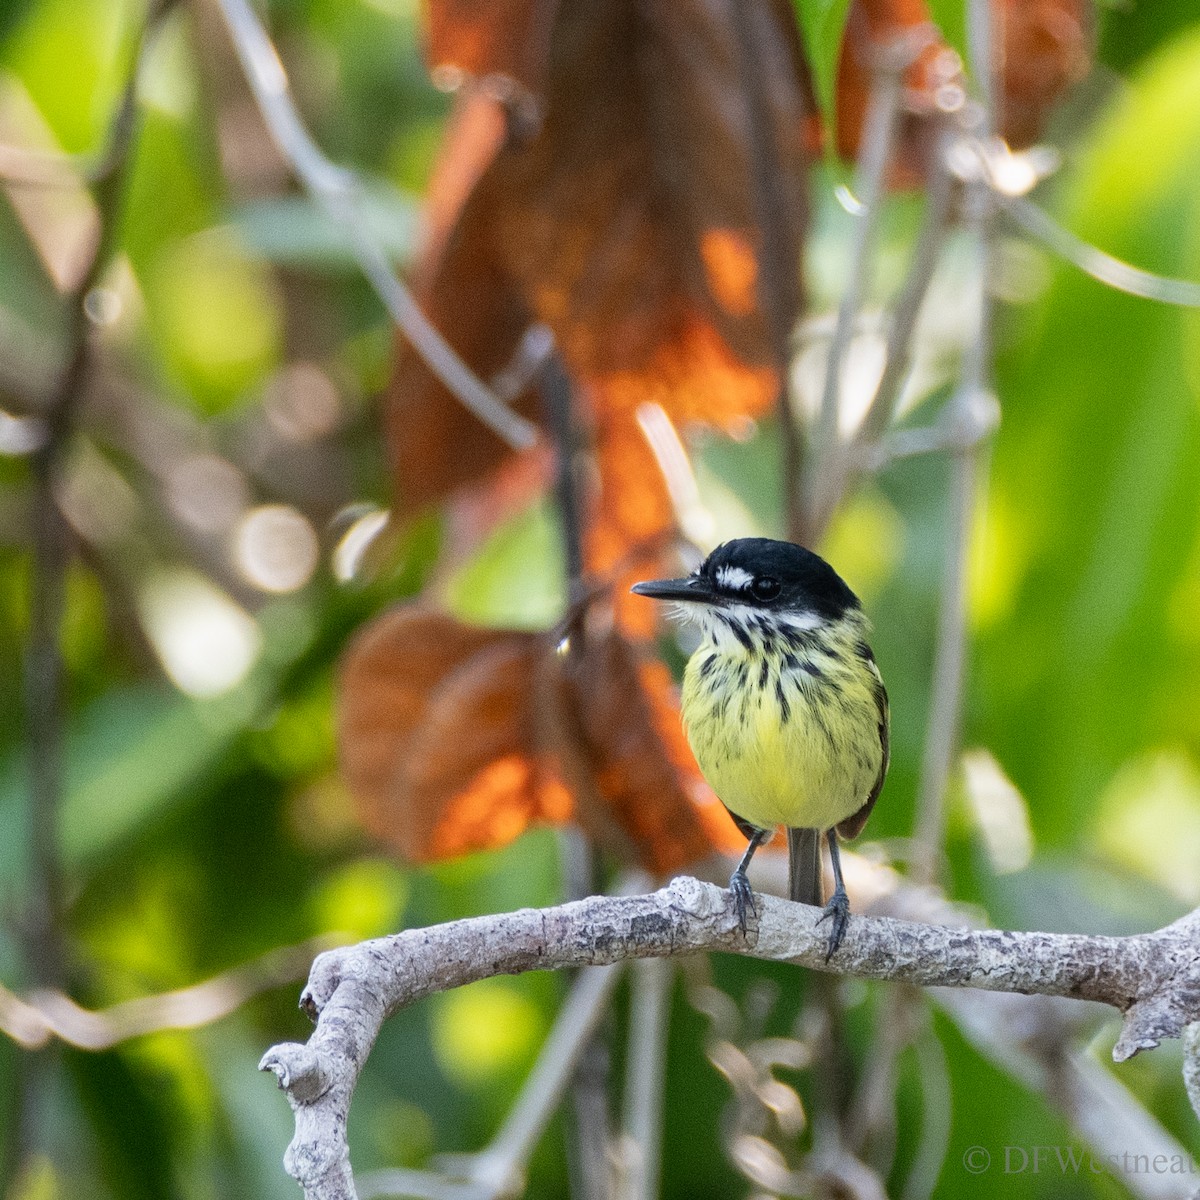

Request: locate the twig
(845, 987), (920, 1167)
(457, 964), (623, 1198)
(211, 0), (537, 451)
(937, 985), (1198, 1200)
(802, 42), (906, 541)
(0, 144), (87, 188)
(723, 0), (807, 542)
(1005, 195), (1200, 309)
(636, 403), (716, 553)
(540, 354), (584, 591)
(899, 1023), (952, 1200)
(853, 128), (955, 452)
(615, 958), (673, 1200)
(908, 424), (983, 885)
(910, 0), (997, 886)
(10, 15), (168, 1167)
(736, 852), (1200, 1196)
(540, 352), (617, 1199)
(22, 0), (172, 993)
(0, 935), (343, 1051)
(864, 398), (999, 470)
(353, 965), (624, 1200)
(261, 878), (1200, 1199)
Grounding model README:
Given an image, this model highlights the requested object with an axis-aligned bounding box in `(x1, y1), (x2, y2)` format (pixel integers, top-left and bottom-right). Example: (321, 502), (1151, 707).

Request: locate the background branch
(802, 44), (905, 541)
(910, 0), (997, 885)
(211, 0), (538, 451)
(1185, 1023), (1200, 1127)
(1005, 195), (1200, 308)
(0, 935), (342, 1051)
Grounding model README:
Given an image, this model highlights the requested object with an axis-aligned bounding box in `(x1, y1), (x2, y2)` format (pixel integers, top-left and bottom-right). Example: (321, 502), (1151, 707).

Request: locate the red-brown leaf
(338, 604), (744, 872)
(337, 606), (567, 861)
(424, 0), (561, 96)
(387, 0), (810, 581)
(552, 620), (740, 872)
(996, 0), (1091, 149)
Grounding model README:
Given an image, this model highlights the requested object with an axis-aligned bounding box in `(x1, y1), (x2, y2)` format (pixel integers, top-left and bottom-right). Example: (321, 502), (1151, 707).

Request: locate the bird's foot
(728, 869), (757, 934)
(816, 885), (850, 960)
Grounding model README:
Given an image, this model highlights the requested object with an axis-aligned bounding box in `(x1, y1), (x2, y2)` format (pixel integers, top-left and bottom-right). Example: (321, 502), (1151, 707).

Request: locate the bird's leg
(816, 830), (851, 959)
(729, 826), (770, 933)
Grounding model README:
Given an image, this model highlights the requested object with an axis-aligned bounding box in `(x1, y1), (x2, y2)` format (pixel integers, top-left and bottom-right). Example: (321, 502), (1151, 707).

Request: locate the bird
(631, 537), (889, 957)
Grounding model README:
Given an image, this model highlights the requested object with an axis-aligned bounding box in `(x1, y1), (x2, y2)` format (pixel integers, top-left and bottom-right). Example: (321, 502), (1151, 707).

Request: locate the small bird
(632, 537), (889, 957)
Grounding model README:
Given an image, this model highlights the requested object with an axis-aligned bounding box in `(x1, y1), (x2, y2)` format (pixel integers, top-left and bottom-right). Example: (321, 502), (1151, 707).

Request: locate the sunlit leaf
(337, 603), (745, 871)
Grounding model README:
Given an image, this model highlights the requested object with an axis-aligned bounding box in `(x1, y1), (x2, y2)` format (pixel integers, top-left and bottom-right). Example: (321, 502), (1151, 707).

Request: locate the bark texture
(260, 877), (1200, 1200)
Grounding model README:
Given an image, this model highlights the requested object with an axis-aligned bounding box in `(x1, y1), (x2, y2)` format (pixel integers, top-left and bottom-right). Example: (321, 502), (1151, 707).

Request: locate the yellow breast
(680, 617), (886, 833)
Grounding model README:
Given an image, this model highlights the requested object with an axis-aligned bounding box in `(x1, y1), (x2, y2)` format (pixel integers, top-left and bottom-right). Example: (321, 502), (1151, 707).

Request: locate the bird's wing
(836, 678), (889, 841)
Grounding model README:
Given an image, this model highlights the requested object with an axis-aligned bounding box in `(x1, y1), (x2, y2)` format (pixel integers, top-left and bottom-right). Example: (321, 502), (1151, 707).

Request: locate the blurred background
(1, 0), (1200, 1197)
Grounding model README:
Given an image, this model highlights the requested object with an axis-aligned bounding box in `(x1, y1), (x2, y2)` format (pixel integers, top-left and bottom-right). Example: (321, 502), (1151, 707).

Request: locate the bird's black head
(631, 537), (860, 621)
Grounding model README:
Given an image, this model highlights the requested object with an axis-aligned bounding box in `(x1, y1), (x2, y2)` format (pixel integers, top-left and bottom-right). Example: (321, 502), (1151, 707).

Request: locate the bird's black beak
(630, 576), (718, 604)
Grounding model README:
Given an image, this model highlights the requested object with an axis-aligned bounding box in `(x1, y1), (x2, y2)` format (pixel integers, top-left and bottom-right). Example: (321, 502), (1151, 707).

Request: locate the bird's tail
(787, 827), (823, 906)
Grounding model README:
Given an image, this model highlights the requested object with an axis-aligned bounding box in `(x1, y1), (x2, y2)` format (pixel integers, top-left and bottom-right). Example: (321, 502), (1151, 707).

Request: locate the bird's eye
(751, 576), (781, 601)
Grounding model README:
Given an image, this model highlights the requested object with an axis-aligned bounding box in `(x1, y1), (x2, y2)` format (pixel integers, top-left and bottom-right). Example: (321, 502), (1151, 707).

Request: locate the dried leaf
(337, 606), (565, 861)
(831, 0), (1092, 179)
(385, 93), (540, 518)
(388, 0), (810, 588)
(424, 0), (562, 96)
(338, 606), (497, 812)
(552, 620), (740, 872)
(405, 637), (571, 859)
(831, 0), (962, 185)
(338, 604), (744, 872)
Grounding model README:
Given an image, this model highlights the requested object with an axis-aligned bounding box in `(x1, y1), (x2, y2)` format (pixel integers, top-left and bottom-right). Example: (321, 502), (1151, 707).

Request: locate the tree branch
(802, 44), (905, 542)
(1004, 195), (1200, 309)
(0, 935), (342, 1051)
(210, 0), (538, 451)
(261, 878), (1200, 1200)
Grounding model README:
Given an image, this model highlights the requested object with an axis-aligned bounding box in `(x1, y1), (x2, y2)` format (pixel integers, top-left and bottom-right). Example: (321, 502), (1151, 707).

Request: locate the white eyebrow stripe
(715, 565), (754, 591)
(724, 605), (822, 632)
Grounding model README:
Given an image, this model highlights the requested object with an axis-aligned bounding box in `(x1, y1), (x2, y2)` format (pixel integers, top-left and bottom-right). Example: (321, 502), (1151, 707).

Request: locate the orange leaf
(552, 621), (739, 873)
(338, 604), (743, 872)
(337, 606), (565, 861)
(405, 637), (571, 859)
(388, 0), (810, 580)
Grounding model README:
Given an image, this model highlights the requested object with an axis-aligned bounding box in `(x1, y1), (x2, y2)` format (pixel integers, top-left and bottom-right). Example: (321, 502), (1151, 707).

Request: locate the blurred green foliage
(0, 1), (1198, 1198)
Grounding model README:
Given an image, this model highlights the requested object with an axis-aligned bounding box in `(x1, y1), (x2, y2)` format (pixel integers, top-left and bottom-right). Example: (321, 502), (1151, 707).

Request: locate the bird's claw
(816, 886), (850, 960)
(728, 869), (757, 934)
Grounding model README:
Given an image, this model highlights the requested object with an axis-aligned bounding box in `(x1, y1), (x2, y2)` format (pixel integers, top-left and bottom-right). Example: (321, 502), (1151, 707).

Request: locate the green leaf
(228, 186), (420, 271)
(792, 0), (853, 129)
(444, 500), (567, 630)
(0, 597), (318, 890)
(977, 24), (1200, 851)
